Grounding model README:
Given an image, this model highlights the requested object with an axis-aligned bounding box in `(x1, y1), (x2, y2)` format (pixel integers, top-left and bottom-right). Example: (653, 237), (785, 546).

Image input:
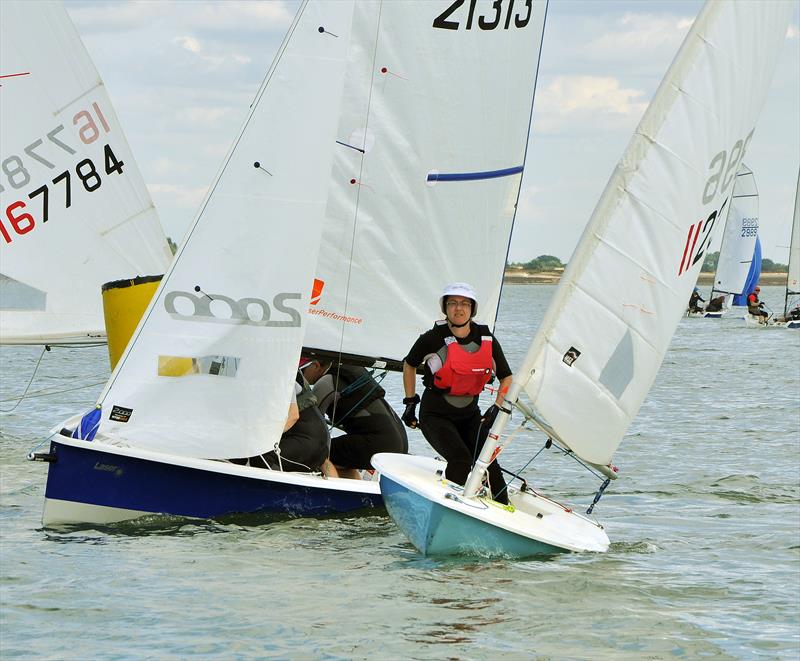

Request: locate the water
(1, 285), (798, 659)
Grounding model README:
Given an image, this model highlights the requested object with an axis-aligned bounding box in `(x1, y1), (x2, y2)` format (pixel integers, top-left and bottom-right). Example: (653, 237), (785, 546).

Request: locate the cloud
(68, 0), (294, 34)
(179, 1), (295, 32)
(539, 75), (646, 115)
(148, 183), (208, 210)
(66, 0), (167, 32)
(175, 106), (233, 128)
(534, 75), (648, 134)
(173, 35), (202, 54)
(585, 12), (693, 61)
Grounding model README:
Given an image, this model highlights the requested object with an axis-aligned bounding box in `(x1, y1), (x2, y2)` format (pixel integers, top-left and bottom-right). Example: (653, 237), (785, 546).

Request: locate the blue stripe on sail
(427, 166), (523, 182)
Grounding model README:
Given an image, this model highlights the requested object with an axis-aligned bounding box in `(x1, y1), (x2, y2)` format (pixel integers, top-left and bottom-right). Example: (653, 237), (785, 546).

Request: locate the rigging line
(548, 438), (607, 482)
(0, 346), (47, 413)
(327, 369), (387, 429)
(329, 1), (384, 426)
(26, 430), (58, 459)
(496, 0), (549, 333)
(0, 381), (107, 405)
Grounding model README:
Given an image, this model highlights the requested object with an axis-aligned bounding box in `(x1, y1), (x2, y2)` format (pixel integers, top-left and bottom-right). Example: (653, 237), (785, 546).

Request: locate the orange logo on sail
(310, 278), (324, 305)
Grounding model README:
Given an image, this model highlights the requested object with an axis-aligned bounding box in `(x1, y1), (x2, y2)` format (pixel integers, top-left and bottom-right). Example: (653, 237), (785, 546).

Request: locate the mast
(785, 170), (800, 317)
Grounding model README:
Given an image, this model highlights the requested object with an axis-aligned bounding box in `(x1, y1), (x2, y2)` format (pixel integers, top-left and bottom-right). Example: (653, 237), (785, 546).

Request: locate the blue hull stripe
(426, 165), (523, 183)
(45, 440), (383, 519)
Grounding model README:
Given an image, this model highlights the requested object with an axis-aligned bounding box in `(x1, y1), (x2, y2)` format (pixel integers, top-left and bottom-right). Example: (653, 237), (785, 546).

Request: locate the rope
(0, 379), (107, 405)
(0, 346), (48, 413)
(327, 369), (387, 428)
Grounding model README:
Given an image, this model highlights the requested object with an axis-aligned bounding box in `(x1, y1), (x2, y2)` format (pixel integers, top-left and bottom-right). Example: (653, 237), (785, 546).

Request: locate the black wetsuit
(404, 320), (512, 504)
(315, 365), (408, 469)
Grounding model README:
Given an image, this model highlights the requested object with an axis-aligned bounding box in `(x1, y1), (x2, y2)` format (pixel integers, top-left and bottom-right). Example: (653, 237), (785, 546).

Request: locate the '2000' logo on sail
(164, 290), (302, 327)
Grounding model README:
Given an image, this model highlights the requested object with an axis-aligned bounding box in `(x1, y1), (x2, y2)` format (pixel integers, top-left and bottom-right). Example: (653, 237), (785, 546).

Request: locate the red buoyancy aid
(432, 335), (493, 396)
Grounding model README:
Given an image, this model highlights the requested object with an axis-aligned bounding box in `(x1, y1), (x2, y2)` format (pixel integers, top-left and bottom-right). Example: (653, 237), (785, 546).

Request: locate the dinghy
(376, 0), (793, 558)
(0, 1), (172, 347)
(34, 0), (548, 526)
(689, 166), (760, 318)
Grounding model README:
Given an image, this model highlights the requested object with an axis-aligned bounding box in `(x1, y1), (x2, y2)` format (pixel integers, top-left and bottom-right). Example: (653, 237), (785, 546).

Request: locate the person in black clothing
(688, 287), (705, 313)
(705, 294), (726, 312)
(401, 282), (513, 504)
(301, 358), (408, 479)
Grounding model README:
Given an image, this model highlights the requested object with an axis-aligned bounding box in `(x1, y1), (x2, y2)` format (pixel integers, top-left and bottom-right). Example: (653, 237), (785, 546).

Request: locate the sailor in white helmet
(401, 283), (513, 504)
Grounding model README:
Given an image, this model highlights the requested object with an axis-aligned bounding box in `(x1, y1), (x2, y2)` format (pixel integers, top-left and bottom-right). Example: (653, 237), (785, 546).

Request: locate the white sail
(0, 0), (172, 345)
(788, 170), (800, 296)
(712, 165), (758, 295)
(93, 1), (354, 459)
(509, 1), (791, 466)
(303, 0), (547, 364)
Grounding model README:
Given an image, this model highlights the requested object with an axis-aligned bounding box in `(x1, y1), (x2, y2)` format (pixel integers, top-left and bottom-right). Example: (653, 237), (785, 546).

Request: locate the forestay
(0, 0), (172, 345)
(513, 1), (792, 466)
(303, 0), (547, 365)
(94, 2), (355, 458)
(713, 165), (758, 296)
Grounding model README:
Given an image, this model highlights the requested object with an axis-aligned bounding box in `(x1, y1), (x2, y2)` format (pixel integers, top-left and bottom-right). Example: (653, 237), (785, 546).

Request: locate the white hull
(372, 453), (609, 558)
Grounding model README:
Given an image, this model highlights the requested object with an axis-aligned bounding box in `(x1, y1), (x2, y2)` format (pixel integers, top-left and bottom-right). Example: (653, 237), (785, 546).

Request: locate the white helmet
(440, 282), (478, 317)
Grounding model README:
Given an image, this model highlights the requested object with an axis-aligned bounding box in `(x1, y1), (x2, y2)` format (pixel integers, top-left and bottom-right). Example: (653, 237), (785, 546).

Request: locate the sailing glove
(401, 394), (420, 429)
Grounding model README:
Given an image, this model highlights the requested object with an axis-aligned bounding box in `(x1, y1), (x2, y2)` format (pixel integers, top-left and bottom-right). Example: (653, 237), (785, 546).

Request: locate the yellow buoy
(101, 275), (163, 370)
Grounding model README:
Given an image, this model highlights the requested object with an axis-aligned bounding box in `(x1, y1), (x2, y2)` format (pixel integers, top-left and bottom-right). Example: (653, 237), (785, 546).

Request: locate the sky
(64, 0), (800, 265)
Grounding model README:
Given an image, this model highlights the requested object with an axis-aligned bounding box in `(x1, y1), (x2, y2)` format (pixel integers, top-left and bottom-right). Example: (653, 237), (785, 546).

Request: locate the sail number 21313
(433, 0), (533, 30)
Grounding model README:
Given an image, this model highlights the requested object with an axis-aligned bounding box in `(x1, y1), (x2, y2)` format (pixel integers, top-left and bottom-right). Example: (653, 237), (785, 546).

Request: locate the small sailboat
(34, 0), (548, 526)
(0, 1), (172, 347)
(775, 170), (800, 329)
(687, 166), (760, 318)
(375, 0), (793, 557)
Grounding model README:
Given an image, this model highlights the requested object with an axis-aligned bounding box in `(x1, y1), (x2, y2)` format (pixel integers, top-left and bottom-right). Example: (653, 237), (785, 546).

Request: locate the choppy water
(1, 285), (798, 660)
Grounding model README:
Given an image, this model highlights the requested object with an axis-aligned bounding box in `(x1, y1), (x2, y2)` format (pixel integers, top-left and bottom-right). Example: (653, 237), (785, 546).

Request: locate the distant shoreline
(503, 270), (789, 285)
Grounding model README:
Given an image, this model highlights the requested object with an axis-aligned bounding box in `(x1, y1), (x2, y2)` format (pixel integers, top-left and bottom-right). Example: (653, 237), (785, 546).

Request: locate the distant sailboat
(33, 0), (548, 526)
(776, 170), (800, 329)
(375, 0), (793, 557)
(690, 165), (759, 318)
(0, 1), (172, 346)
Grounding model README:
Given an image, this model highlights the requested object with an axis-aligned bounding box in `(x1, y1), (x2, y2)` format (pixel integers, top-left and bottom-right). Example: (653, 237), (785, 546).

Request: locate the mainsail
(0, 0), (172, 345)
(484, 0), (792, 470)
(303, 1), (547, 367)
(93, 1), (355, 459)
(711, 165), (759, 298)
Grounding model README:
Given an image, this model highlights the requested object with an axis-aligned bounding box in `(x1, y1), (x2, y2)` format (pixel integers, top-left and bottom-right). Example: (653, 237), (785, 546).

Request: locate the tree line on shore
(508, 252), (788, 273)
